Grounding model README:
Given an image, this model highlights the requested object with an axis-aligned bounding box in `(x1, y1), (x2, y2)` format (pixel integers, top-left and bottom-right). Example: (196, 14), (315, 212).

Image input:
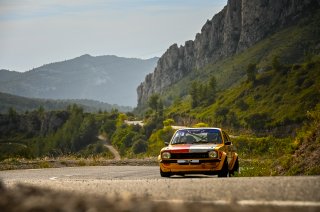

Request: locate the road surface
(1, 166), (320, 211)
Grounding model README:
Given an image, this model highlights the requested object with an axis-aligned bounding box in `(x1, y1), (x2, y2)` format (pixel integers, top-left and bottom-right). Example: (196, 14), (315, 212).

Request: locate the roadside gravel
(0, 158), (158, 171)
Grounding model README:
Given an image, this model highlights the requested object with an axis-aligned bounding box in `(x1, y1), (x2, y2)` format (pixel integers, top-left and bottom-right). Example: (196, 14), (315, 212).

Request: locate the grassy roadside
(232, 136), (291, 177)
(0, 157), (158, 171)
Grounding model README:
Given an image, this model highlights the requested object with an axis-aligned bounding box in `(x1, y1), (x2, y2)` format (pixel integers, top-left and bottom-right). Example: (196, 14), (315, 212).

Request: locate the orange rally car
(158, 127), (239, 177)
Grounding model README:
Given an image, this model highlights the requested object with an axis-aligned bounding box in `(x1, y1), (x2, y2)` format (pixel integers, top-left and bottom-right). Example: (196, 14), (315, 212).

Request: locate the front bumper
(159, 159), (223, 173)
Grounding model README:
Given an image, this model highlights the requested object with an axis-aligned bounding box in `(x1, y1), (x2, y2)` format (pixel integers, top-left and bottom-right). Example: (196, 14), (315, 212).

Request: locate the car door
(222, 131), (235, 168)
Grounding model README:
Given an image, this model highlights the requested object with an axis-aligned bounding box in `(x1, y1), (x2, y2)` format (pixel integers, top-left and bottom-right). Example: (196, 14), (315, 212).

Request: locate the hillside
(0, 55), (158, 107)
(0, 92), (132, 113)
(0, 69), (21, 82)
(137, 0), (320, 109)
(160, 7), (320, 134)
(165, 56), (320, 135)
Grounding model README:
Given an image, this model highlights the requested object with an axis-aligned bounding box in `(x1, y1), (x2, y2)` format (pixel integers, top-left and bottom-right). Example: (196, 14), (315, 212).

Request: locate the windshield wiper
(197, 140), (208, 143)
(172, 141), (187, 145)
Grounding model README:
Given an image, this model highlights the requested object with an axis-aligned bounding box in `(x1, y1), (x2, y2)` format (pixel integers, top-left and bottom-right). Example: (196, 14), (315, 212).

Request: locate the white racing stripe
(189, 145), (217, 153)
(153, 199), (320, 207)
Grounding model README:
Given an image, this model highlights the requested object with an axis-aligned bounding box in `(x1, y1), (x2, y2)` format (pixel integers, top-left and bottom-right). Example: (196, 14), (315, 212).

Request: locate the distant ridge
(0, 92), (132, 113)
(0, 55), (158, 107)
(0, 69), (21, 82)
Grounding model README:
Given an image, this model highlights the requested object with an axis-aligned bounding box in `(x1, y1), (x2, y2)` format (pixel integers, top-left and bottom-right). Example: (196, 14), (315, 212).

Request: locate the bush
(132, 139), (148, 154)
(246, 63), (257, 82)
(232, 136), (294, 159)
(244, 113), (270, 131)
(238, 159), (274, 177)
(272, 56), (282, 72)
(215, 107), (229, 117)
(147, 126), (174, 156)
(272, 95), (282, 103)
(163, 119), (174, 127)
(193, 122), (208, 128)
(236, 100), (249, 111)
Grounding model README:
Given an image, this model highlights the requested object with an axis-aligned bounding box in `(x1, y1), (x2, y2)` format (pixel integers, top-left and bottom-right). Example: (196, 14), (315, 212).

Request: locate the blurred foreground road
(1, 166), (320, 211)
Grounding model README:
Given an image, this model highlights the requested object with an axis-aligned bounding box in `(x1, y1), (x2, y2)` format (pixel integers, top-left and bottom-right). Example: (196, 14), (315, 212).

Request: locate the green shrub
(147, 126), (174, 156)
(77, 160), (86, 166)
(272, 95), (282, 103)
(244, 113), (270, 131)
(233, 136), (294, 159)
(238, 159), (273, 177)
(236, 100), (249, 111)
(39, 161), (51, 169)
(163, 119), (174, 127)
(193, 122), (208, 128)
(132, 139), (148, 154)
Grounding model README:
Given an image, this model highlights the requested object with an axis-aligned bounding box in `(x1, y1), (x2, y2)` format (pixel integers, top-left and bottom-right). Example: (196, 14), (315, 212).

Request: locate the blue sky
(0, 0), (227, 71)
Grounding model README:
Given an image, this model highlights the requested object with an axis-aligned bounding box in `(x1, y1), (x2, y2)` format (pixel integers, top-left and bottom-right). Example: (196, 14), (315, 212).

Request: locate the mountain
(0, 55), (158, 107)
(0, 92), (132, 113)
(0, 69), (21, 82)
(137, 0), (320, 108)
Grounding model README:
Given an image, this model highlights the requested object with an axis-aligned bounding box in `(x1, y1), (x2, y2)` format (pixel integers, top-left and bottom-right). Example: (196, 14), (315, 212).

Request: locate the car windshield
(171, 129), (222, 145)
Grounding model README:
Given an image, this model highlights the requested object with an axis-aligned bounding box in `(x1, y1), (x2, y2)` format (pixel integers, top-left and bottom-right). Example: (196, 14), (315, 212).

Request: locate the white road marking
(238, 200), (320, 207)
(49, 177), (58, 180)
(24, 169), (42, 171)
(154, 199), (320, 207)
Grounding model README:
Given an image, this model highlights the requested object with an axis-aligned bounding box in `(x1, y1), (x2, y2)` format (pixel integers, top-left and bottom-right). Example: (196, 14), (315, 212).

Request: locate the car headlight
(208, 151), (218, 158)
(162, 152), (171, 159)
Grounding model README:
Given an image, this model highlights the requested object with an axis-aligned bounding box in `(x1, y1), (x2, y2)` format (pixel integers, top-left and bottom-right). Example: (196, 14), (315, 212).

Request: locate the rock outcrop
(137, 0), (320, 107)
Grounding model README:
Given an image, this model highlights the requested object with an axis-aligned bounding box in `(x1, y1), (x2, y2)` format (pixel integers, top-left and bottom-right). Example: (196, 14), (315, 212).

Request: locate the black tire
(160, 168), (171, 177)
(229, 158), (239, 176)
(218, 158), (229, 178)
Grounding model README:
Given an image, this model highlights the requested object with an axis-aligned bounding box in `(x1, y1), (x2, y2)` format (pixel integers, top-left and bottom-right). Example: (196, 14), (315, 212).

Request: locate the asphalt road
(1, 166), (320, 210)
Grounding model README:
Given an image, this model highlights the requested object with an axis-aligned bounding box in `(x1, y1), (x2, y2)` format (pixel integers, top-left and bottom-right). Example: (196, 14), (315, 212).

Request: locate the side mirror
(164, 142), (169, 146)
(225, 141), (232, 145)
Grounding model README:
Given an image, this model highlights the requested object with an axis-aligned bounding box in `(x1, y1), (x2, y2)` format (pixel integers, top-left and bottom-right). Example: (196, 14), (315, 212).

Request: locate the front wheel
(160, 168), (171, 177)
(229, 158), (239, 176)
(218, 158), (229, 178)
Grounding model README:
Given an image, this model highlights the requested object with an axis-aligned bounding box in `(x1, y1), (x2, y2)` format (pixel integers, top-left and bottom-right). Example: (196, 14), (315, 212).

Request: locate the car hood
(162, 144), (222, 153)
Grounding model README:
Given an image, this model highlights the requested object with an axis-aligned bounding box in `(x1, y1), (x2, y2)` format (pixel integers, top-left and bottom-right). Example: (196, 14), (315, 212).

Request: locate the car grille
(170, 153), (209, 159)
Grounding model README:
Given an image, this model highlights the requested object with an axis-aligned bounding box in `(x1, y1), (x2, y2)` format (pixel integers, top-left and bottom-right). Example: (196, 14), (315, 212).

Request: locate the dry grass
(0, 157), (158, 171)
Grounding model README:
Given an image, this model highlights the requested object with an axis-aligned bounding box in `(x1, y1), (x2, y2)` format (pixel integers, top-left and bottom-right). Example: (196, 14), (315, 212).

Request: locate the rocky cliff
(137, 0), (320, 107)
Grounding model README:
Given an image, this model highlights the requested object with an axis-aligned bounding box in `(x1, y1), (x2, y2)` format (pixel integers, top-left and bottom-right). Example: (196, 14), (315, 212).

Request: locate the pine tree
(190, 81), (200, 108)
(148, 94), (160, 112)
(208, 76), (217, 104)
(246, 63), (257, 83)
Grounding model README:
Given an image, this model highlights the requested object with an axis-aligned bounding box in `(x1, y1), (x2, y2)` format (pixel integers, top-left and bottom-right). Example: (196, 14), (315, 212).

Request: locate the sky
(0, 0), (227, 72)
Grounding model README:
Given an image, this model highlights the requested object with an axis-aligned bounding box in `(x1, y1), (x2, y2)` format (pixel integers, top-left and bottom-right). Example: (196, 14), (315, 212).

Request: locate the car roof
(175, 127), (222, 131)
